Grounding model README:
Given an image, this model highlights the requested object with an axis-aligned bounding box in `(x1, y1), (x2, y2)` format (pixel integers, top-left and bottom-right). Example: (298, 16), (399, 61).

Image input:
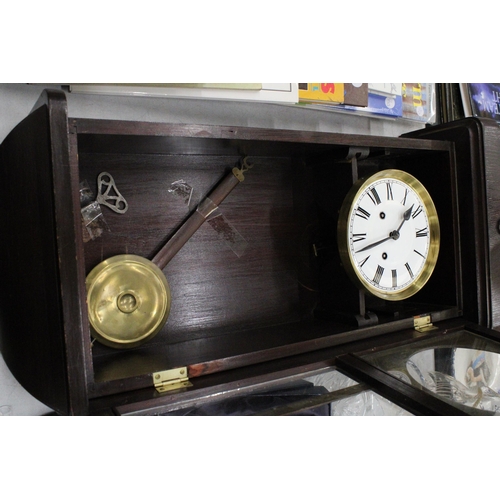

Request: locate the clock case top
(0, 90), (493, 415)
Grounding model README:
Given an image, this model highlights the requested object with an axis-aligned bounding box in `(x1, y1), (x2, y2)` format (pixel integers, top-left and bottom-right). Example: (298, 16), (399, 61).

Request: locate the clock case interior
(0, 91), (470, 415)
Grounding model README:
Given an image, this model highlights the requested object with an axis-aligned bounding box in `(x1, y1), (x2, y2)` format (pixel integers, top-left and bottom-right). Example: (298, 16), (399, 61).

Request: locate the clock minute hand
(355, 234), (393, 253)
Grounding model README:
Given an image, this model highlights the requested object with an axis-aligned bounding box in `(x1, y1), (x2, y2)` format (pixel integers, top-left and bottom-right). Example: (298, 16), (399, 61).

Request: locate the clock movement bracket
(344, 147), (379, 327)
(355, 290), (379, 327)
(310, 146), (380, 327)
(345, 146), (370, 183)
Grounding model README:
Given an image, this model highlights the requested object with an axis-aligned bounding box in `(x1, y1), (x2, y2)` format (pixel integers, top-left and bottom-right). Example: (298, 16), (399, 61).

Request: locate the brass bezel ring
(337, 169), (440, 301)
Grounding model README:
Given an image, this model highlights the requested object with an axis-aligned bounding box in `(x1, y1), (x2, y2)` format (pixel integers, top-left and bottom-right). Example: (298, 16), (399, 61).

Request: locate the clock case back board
(0, 90), (469, 415)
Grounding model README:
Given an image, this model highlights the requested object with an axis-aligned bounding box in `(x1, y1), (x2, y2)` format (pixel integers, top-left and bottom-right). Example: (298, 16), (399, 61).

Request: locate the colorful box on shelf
(298, 83), (345, 104)
(402, 83), (437, 124)
(342, 90), (403, 118)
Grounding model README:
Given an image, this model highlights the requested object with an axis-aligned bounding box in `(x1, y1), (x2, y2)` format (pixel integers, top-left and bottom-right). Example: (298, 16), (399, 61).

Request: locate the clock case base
(0, 90), (492, 415)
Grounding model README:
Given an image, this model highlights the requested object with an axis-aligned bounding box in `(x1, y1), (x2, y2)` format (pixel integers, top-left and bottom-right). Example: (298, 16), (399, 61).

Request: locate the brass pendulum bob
(86, 163), (249, 349)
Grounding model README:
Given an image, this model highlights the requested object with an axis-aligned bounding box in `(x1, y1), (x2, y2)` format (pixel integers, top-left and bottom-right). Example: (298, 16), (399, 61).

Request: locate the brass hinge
(153, 367), (192, 393)
(413, 314), (438, 333)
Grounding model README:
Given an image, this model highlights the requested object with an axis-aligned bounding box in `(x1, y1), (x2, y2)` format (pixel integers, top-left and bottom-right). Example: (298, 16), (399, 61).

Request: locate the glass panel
(161, 368), (410, 416)
(329, 390), (412, 416)
(361, 328), (500, 415)
(305, 370), (411, 416)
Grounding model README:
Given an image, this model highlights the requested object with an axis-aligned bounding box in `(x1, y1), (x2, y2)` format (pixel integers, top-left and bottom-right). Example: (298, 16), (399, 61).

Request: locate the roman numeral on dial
(412, 206), (423, 219)
(374, 265), (384, 285)
(359, 255), (370, 268)
(386, 182), (393, 200)
(405, 262), (414, 278)
(352, 233), (367, 242)
(356, 207), (371, 220)
(401, 188), (408, 206)
(368, 188), (381, 205)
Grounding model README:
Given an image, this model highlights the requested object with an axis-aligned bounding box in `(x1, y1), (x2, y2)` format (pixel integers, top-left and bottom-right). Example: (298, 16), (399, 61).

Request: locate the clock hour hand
(394, 204), (414, 234)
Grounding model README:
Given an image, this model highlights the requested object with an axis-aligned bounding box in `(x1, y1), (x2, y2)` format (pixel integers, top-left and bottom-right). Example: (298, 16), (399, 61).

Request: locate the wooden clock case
(405, 117), (500, 330)
(0, 89), (498, 416)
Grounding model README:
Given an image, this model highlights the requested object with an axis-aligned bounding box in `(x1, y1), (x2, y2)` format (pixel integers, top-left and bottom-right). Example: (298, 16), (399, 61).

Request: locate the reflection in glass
(407, 348), (500, 413)
(159, 369), (411, 416)
(306, 370), (412, 416)
(330, 390), (411, 416)
(361, 329), (500, 415)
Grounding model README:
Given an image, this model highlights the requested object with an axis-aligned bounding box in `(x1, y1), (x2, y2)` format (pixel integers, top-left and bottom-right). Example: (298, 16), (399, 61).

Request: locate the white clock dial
(338, 170), (440, 301)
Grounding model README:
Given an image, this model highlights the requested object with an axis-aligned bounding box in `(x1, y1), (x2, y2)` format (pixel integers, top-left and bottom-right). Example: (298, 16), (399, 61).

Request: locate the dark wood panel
(405, 118), (499, 327)
(0, 91), (89, 415)
(80, 152), (299, 347)
(72, 118), (452, 154)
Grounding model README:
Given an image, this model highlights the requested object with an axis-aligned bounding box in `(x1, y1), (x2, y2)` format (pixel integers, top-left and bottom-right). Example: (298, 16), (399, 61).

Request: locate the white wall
(0, 83), (426, 415)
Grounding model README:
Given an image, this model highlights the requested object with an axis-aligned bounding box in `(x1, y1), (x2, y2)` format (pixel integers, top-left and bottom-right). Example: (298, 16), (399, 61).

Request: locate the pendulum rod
(151, 162), (249, 270)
